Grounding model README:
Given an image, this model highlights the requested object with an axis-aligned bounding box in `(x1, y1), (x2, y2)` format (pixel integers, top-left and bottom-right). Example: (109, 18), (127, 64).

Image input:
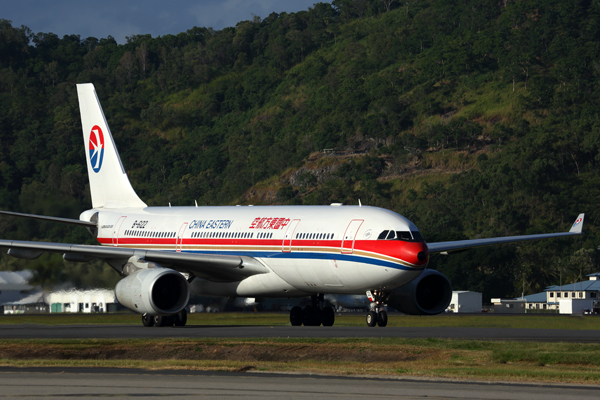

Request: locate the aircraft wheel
(142, 313), (154, 327)
(174, 309), (187, 326)
(290, 306), (303, 326)
(366, 311), (377, 327)
(153, 315), (164, 327)
(377, 310), (388, 327)
(322, 306), (335, 327)
(154, 315), (173, 327)
(303, 305), (322, 326)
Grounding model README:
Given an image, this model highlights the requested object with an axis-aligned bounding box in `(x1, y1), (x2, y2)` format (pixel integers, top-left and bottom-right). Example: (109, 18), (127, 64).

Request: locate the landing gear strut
(366, 290), (388, 327)
(289, 294), (335, 327)
(142, 309), (187, 327)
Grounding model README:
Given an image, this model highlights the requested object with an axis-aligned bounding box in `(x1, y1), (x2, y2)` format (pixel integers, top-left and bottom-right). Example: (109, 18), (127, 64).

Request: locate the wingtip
(569, 213), (585, 234)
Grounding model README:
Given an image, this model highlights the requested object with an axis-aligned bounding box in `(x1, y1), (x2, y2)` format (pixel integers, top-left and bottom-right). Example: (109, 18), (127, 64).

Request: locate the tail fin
(76, 83), (147, 209)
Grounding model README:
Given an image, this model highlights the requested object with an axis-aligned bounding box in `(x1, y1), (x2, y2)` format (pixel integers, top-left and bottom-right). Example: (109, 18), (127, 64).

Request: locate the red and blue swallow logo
(89, 125), (104, 173)
(573, 218), (583, 227)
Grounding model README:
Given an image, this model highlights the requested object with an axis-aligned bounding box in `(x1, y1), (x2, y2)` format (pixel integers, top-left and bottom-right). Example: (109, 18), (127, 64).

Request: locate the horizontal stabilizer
(0, 210), (96, 228)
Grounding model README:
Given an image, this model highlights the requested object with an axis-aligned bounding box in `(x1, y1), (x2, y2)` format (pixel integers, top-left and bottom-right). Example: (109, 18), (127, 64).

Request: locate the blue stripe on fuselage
(176, 249), (421, 271)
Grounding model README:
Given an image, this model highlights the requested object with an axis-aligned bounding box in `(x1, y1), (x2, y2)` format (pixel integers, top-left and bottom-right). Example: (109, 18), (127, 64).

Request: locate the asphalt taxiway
(0, 367), (597, 399)
(1, 324), (599, 341)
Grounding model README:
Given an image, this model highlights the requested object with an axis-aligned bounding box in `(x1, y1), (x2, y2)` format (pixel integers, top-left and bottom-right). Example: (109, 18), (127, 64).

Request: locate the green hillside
(0, 0), (598, 300)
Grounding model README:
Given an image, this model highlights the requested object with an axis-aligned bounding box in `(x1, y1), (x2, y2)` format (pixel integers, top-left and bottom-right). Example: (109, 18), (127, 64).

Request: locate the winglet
(569, 213), (585, 234)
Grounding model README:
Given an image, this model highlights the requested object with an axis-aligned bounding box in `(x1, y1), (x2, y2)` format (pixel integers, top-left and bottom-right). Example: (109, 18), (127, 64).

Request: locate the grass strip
(0, 337), (599, 384)
(2, 313), (600, 330)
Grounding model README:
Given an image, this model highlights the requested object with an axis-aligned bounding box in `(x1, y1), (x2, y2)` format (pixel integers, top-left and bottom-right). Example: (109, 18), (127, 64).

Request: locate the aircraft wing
(0, 239), (268, 282)
(427, 214), (585, 254)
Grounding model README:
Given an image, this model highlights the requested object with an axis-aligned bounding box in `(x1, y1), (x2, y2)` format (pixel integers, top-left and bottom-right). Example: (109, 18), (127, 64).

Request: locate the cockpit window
(377, 230), (390, 240)
(377, 230), (424, 242)
(411, 231), (424, 242)
(396, 231), (413, 241)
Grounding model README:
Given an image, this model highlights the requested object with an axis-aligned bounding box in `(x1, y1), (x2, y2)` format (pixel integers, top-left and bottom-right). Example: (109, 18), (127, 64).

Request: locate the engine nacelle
(115, 268), (190, 315)
(387, 269), (452, 315)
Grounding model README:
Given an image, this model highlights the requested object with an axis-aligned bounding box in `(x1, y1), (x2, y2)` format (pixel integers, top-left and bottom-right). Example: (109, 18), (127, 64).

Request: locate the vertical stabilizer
(76, 83), (147, 209)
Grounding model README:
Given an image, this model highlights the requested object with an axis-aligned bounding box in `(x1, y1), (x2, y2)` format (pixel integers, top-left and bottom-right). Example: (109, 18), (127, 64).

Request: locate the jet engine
(387, 269), (452, 315)
(115, 268), (189, 315)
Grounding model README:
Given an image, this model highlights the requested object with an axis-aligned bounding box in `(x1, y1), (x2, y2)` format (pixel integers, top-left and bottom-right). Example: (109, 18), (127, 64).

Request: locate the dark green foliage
(0, 0), (599, 295)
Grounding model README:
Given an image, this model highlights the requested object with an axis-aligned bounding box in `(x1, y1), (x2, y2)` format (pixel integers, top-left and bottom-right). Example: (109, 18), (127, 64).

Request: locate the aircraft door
(282, 219), (301, 252)
(112, 216), (127, 247)
(341, 219), (364, 254)
(176, 223), (188, 252)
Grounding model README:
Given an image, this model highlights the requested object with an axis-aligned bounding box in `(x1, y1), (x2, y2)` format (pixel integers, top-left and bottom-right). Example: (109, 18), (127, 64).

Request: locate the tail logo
(573, 217), (583, 227)
(89, 125), (105, 173)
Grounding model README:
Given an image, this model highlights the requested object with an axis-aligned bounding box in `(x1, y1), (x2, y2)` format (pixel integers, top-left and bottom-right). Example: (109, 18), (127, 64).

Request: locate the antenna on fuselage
(195, 200), (198, 208)
(359, 199), (362, 207)
(169, 202), (171, 208)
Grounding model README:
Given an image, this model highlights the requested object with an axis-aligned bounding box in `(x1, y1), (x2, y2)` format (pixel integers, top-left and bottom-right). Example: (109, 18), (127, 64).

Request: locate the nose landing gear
(366, 290), (389, 327)
(289, 294), (335, 326)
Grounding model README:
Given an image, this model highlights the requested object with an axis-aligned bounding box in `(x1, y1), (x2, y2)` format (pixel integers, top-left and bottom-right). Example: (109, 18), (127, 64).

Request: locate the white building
(545, 273), (600, 314)
(493, 273), (600, 314)
(446, 291), (482, 313)
(558, 298), (593, 314)
(46, 289), (117, 313)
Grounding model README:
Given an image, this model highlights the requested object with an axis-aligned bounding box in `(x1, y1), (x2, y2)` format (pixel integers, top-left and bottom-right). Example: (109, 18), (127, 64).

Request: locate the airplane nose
(400, 241), (429, 266)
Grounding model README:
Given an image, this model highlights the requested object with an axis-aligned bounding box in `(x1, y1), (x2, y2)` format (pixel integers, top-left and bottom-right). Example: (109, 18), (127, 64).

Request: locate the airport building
(492, 273), (600, 314)
(544, 272), (600, 314)
(445, 291), (482, 313)
(46, 289), (118, 313)
(2, 291), (47, 314)
(0, 270), (46, 314)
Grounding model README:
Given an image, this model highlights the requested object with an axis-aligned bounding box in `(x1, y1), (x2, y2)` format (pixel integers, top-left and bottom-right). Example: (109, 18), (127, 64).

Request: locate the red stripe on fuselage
(96, 237), (429, 266)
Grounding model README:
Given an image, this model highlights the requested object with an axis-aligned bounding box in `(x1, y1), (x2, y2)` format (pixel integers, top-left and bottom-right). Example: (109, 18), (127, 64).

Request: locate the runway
(1, 324), (599, 341)
(0, 367), (596, 399)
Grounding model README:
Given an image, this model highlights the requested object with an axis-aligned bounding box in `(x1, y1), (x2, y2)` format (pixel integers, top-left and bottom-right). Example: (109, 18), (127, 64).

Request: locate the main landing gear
(366, 290), (388, 327)
(290, 294), (335, 327)
(142, 309), (187, 327)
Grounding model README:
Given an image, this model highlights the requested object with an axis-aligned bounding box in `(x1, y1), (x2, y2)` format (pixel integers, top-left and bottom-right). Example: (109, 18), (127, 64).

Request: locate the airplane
(0, 83), (585, 327)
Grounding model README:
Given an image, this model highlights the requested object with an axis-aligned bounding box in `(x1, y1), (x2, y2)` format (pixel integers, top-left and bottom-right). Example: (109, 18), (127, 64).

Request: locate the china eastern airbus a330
(0, 84), (585, 327)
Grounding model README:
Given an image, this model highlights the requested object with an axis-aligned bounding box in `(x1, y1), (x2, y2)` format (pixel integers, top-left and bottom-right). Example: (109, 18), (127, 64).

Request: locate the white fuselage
(85, 204), (429, 298)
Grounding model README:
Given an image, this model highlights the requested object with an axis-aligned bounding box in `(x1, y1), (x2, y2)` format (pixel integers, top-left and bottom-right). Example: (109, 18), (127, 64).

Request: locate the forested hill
(1, 0), (599, 299)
